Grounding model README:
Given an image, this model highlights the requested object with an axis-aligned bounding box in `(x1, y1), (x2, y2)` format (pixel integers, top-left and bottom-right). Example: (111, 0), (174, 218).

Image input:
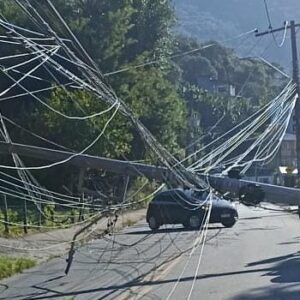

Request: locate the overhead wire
(0, 42), (120, 121)
(17, 0), (270, 190)
(182, 81), (294, 169)
(180, 31), (291, 175)
(0, 1), (294, 267)
(0, 6), (288, 213)
(0, 115), (72, 151)
(103, 28), (259, 77)
(187, 195), (213, 300)
(225, 94), (296, 174)
(188, 82), (296, 172)
(208, 91), (294, 172)
(258, 56), (290, 78)
(179, 35), (281, 168)
(263, 0), (288, 48)
(0, 2), (268, 193)
(166, 192), (213, 300)
(0, 5), (295, 295)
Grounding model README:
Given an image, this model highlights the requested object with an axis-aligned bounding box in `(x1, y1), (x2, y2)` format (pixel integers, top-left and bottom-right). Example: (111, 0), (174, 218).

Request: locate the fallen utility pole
(0, 141), (176, 182)
(0, 141), (300, 207)
(256, 21), (300, 180)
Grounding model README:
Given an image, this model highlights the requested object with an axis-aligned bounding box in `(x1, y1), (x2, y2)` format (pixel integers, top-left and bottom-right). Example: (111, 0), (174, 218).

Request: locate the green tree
(127, 0), (175, 59)
(0, 0), (187, 193)
(117, 63), (187, 159)
(36, 87), (133, 158)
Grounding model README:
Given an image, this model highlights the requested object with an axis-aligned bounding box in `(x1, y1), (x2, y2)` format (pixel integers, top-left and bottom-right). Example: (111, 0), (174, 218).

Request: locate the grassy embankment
(0, 256), (36, 280)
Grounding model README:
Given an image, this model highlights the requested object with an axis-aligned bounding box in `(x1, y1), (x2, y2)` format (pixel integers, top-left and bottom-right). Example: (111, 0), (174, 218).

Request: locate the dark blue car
(146, 189), (238, 230)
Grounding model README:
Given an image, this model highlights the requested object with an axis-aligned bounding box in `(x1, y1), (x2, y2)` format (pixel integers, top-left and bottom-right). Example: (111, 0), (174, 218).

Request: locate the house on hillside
(240, 132), (298, 186)
(197, 76), (236, 97)
(243, 168), (274, 184)
(258, 132), (298, 187)
(280, 133), (297, 167)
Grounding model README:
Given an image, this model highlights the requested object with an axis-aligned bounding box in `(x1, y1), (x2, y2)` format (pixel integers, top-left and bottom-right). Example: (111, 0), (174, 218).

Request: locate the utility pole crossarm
(255, 22), (300, 37)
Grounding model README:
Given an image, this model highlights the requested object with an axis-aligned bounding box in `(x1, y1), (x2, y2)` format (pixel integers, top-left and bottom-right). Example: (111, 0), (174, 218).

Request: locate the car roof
(152, 189), (236, 210)
(157, 188), (185, 196)
(153, 188), (208, 200)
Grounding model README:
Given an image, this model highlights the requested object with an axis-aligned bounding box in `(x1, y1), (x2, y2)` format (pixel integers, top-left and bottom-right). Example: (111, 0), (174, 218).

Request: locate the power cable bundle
(183, 81), (296, 175)
(0, 1), (297, 291)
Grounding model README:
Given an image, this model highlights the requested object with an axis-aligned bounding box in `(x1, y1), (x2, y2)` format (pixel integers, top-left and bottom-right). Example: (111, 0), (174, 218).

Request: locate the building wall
(280, 136), (296, 167)
(243, 175), (273, 184)
(196, 76), (235, 97)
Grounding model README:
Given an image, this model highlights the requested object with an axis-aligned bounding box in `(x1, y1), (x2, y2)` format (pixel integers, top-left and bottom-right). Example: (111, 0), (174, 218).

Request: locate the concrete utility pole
(256, 21), (300, 178)
(1, 141), (300, 206)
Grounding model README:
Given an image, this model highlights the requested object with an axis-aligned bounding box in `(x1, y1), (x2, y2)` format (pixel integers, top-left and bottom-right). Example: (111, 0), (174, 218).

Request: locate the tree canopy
(0, 0), (286, 192)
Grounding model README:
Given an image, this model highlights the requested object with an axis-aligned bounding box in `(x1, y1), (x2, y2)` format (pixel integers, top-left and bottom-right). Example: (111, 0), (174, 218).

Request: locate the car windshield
(191, 190), (209, 201)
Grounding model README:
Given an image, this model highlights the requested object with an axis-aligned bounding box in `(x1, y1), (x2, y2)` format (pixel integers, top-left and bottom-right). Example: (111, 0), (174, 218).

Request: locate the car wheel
(221, 217), (236, 228)
(239, 184), (265, 206)
(148, 216), (159, 230)
(189, 215), (201, 230)
(182, 221), (190, 229)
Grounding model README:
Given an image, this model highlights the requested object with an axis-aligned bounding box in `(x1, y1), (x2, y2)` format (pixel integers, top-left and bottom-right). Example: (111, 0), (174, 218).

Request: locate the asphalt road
(1, 203), (300, 300)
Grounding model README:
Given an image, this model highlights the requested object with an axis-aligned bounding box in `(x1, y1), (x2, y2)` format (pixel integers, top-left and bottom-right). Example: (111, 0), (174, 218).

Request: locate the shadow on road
(247, 252), (299, 267)
(247, 252), (300, 284)
(231, 285), (300, 300)
(0, 283), (8, 292)
(230, 252), (300, 299)
(4, 251), (299, 300)
(126, 226), (224, 235)
(243, 226), (280, 231)
(278, 236), (300, 246)
(239, 213), (292, 221)
(4, 267), (273, 300)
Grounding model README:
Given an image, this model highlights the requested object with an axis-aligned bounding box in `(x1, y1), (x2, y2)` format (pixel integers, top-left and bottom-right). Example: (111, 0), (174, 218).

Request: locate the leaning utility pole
(256, 21), (300, 179)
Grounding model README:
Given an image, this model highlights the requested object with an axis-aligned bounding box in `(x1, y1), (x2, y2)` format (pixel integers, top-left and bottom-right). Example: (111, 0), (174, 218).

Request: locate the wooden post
(77, 168), (85, 193)
(50, 208), (54, 223)
(121, 176), (130, 204)
(78, 193), (85, 222)
(38, 201), (42, 229)
(91, 196), (95, 214)
(71, 209), (76, 224)
(23, 200), (28, 234)
(3, 195), (9, 235)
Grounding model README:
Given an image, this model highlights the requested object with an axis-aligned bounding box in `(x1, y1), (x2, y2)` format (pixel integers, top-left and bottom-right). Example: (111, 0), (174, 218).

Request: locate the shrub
(0, 256), (36, 280)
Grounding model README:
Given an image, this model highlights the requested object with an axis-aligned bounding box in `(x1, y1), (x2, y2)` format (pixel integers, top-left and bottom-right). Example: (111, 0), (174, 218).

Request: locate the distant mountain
(174, 0), (300, 71)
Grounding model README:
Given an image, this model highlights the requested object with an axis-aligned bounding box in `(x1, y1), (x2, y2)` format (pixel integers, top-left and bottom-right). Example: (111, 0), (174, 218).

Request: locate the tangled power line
(0, 1), (296, 298)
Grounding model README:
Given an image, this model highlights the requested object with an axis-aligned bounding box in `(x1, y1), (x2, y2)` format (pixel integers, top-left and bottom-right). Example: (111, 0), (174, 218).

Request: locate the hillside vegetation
(174, 0), (300, 69)
(0, 1), (287, 223)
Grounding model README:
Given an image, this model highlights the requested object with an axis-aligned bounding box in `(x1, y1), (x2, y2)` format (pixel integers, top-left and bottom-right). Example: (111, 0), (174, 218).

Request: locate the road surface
(1, 203), (300, 300)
